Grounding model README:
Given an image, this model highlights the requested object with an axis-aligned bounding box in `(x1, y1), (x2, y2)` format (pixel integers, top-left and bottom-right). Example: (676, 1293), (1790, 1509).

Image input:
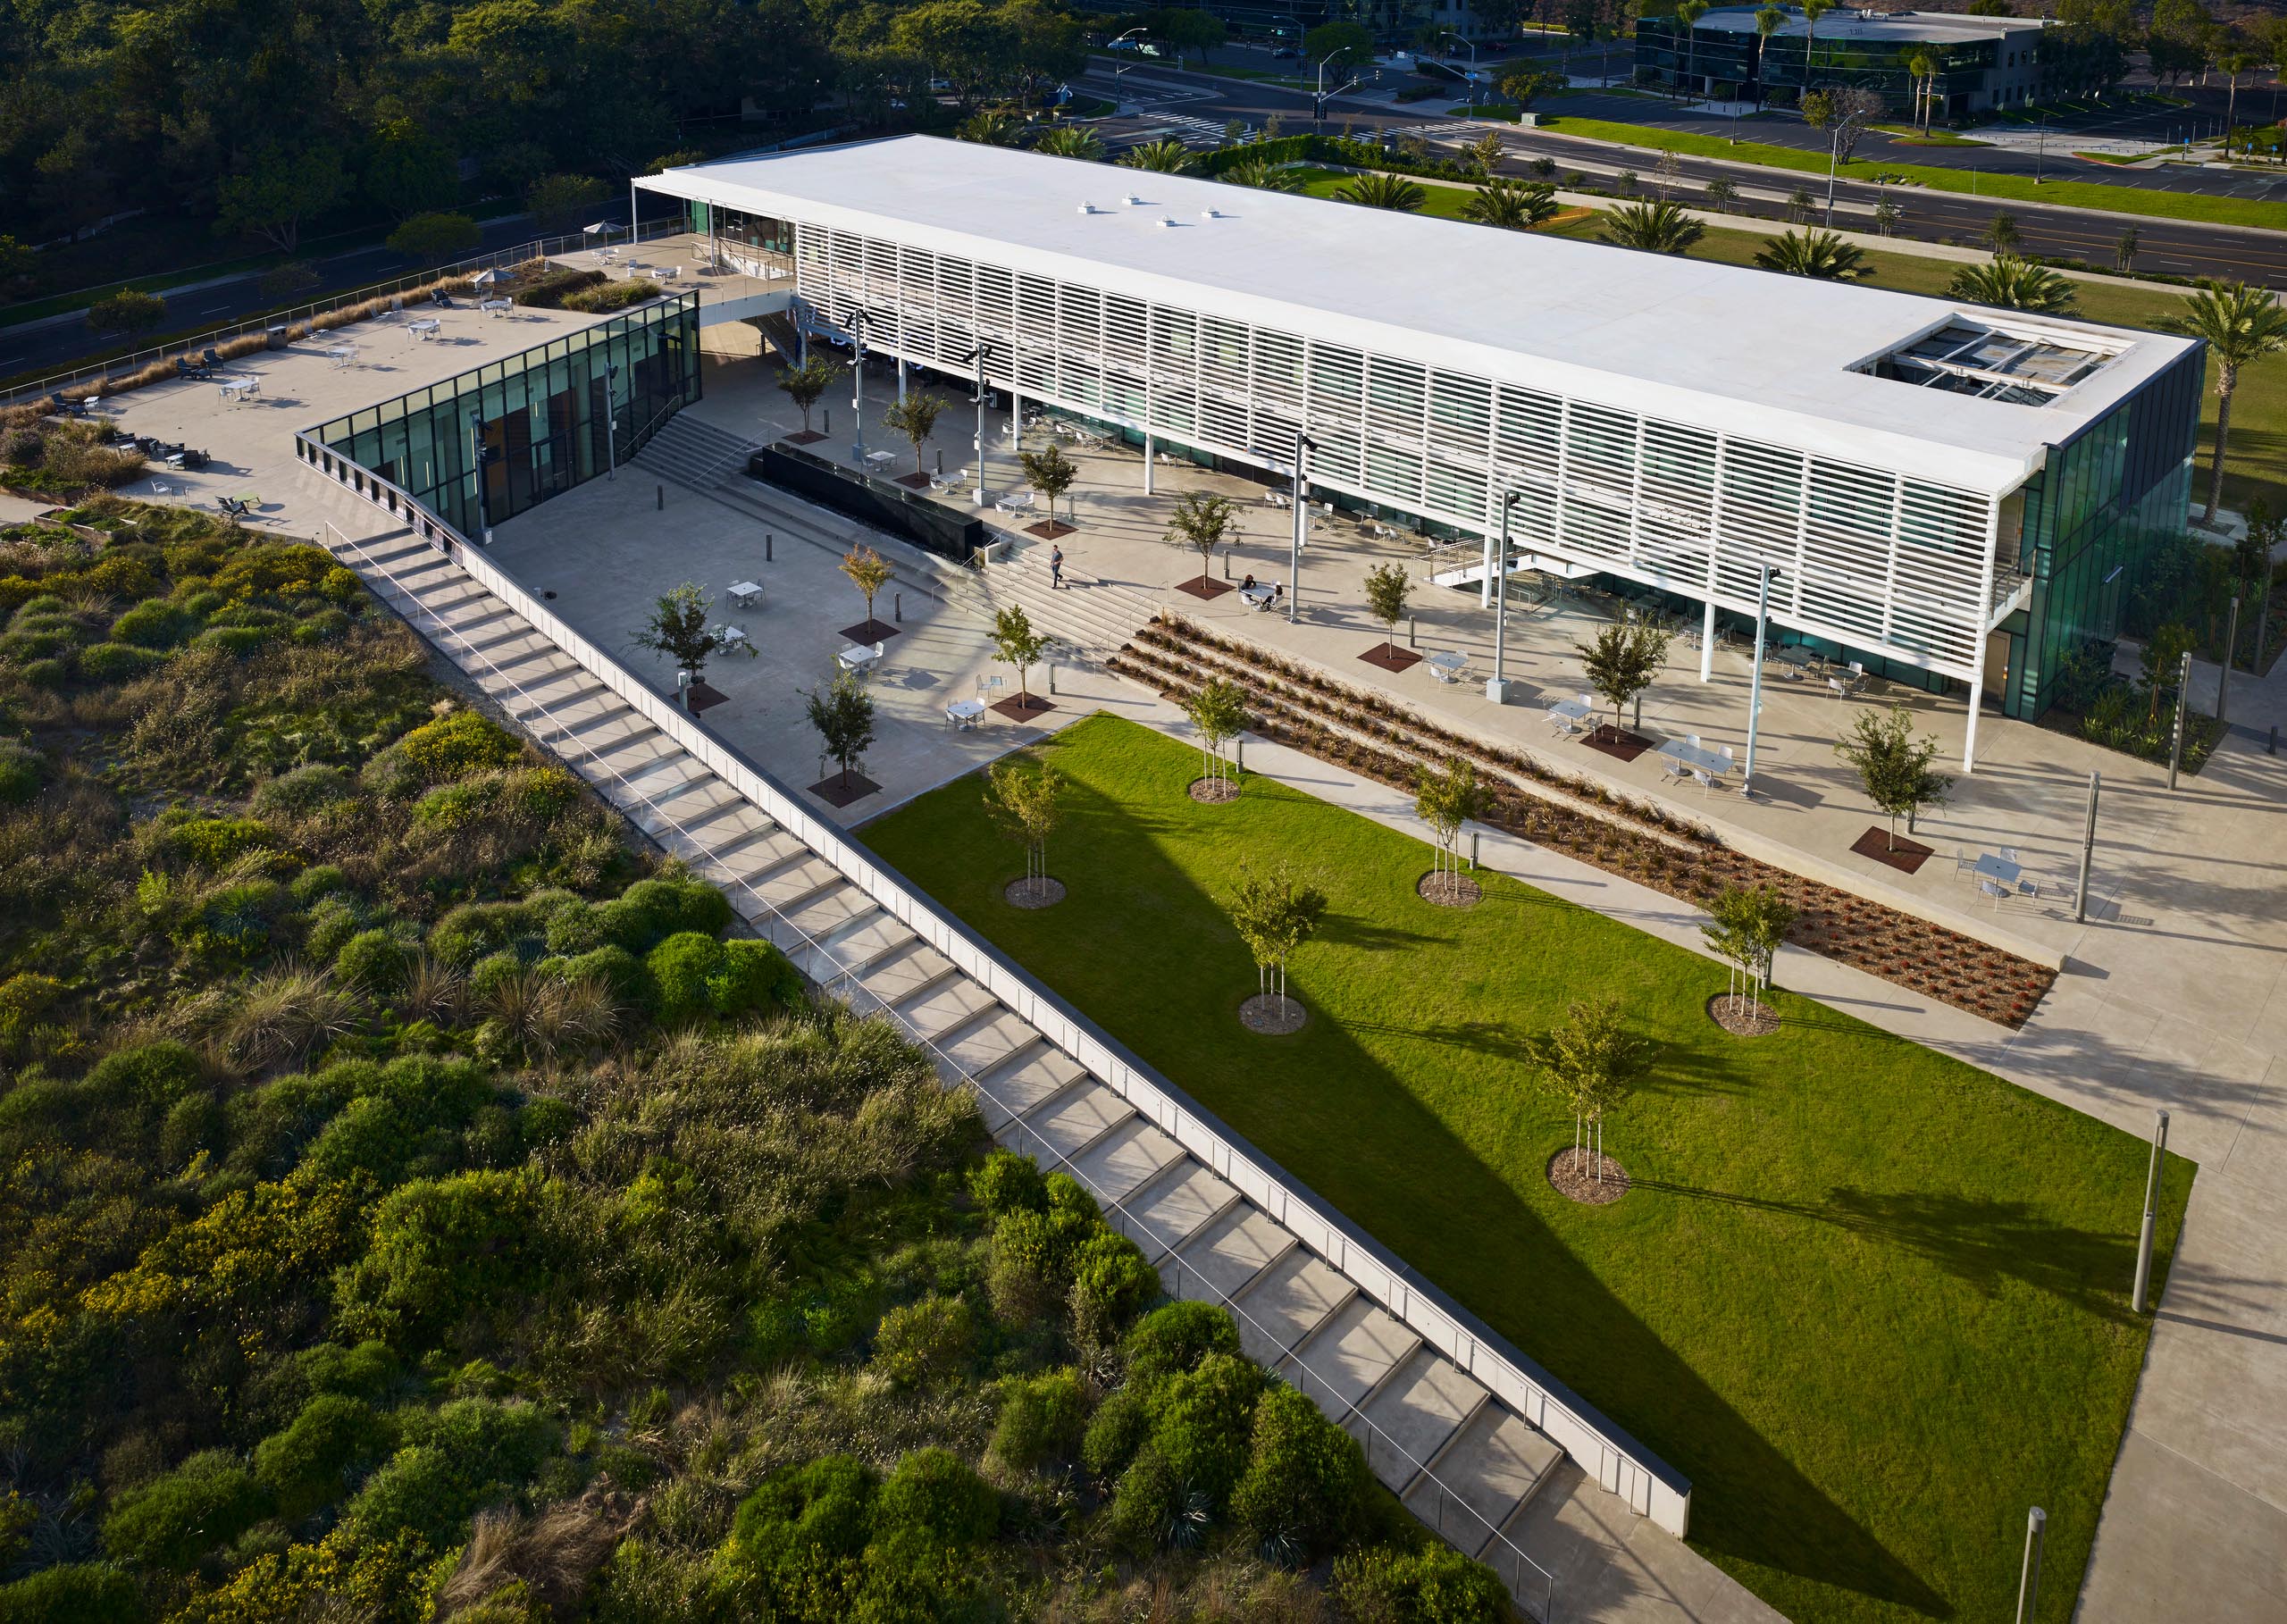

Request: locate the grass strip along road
(865, 714), (2192, 1624)
(1538, 114), (2287, 230)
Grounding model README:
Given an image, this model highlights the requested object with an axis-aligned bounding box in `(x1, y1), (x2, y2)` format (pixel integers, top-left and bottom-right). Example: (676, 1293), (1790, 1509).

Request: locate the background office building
(1635, 6), (2055, 113)
(637, 138), (2199, 764)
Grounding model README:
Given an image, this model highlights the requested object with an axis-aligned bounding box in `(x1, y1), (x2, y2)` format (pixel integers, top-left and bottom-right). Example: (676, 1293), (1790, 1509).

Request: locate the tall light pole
(1823, 109), (1868, 227)
(960, 341), (994, 506)
(846, 306), (880, 463)
(1741, 563), (1779, 797)
(467, 410), (494, 546)
(602, 361), (620, 481)
(2133, 1109), (2169, 1312)
(2014, 1508), (2047, 1624)
(1289, 431), (1315, 625)
(1487, 490), (1522, 703)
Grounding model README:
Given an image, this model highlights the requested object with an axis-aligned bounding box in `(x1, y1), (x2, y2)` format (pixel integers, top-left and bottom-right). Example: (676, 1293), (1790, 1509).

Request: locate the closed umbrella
(472, 268), (507, 287)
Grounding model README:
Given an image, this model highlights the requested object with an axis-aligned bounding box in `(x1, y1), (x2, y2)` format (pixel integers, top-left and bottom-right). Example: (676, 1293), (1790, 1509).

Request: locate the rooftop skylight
(1866, 317), (2118, 407)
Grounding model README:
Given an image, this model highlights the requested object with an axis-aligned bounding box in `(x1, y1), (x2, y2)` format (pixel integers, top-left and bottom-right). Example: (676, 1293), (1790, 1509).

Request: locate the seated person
(1241, 574), (1257, 591)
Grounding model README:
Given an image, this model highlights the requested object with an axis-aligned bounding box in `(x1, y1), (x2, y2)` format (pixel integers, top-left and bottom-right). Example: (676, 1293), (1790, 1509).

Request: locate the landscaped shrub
(1228, 1384), (1369, 1559)
(560, 278), (662, 314)
(333, 1168), (551, 1346)
(0, 1562), (147, 1624)
(253, 1393), (397, 1519)
(549, 944), (649, 1006)
(725, 1453), (875, 1606)
(968, 1147), (1048, 1217)
(1124, 1300), (1241, 1386)
(85, 1041), (204, 1109)
(645, 931), (726, 1022)
(1107, 1444), (1184, 1552)
(196, 624), (272, 657)
(513, 267), (609, 309)
(333, 929), (407, 993)
(100, 1449), (270, 1571)
(289, 864), (350, 903)
(255, 764), (355, 817)
(1081, 1385), (1152, 1483)
(872, 1447), (998, 1547)
(0, 741), (43, 805)
(1068, 1227), (1159, 1346)
(397, 708), (523, 782)
(1149, 1352), (1266, 1508)
(76, 641), (167, 682)
(870, 1293), (975, 1388)
(987, 1368), (1089, 1471)
(1330, 1542), (1513, 1622)
(347, 1400), (553, 1548)
(111, 599), (202, 649)
(167, 815), (275, 868)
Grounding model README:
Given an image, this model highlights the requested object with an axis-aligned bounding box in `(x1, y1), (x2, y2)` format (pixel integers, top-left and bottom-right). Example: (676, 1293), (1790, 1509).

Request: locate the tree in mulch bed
(839, 544), (897, 640)
(1700, 882), (1799, 1035)
(1413, 754), (1486, 907)
(1363, 561), (1412, 663)
(777, 357), (838, 441)
(992, 605), (1053, 715)
(1522, 997), (1648, 1201)
(1834, 702), (1951, 850)
(986, 758), (1066, 907)
(1182, 677), (1251, 802)
(883, 391), (943, 483)
(1227, 860), (1327, 1034)
(1020, 442), (1079, 532)
(1574, 618), (1671, 741)
(630, 581), (754, 708)
(1164, 490), (1238, 594)
(804, 669), (876, 795)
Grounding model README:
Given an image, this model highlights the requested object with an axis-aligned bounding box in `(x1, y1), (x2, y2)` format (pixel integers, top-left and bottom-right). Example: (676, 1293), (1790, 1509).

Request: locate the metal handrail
(322, 512), (1558, 1622)
(3, 216), (688, 407)
(297, 432), (1693, 1544)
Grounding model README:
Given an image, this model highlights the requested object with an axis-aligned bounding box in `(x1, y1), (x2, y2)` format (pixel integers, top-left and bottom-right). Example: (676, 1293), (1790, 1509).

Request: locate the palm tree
(1753, 4), (1787, 107)
(1220, 156), (1305, 191)
(1945, 256), (2078, 316)
(1903, 49), (1938, 133)
(1754, 228), (1872, 280)
(1332, 172), (1426, 211)
(2161, 280), (2287, 524)
(1035, 127), (1105, 162)
(1799, 0), (1835, 98)
(2219, 49), (2255, 137)
(1670, 0), (1711, 101)
(1462, 178), (1560, 230)
(1600, 200), (1704, 255)
(1121, 138), (1197, 173)
(957, 112), (1026, 147)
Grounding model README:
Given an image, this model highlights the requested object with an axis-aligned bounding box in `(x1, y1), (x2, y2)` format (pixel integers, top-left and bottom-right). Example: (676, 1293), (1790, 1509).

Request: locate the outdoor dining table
(1426, 650), (1470, 683)
(325, 346), (357, 367)
(1238, 583), (1278, 610)
(1972, 852), (2022, 885)
(408, 317), (441, 339)
(481, 298), (514, 317)
(944, 698), (986, 730)
(219, 378), (258, 403)
(713, 624), (750, 652)
(726, 580), (764, 608)
(1549, 698), (1592, 725)
(1659, 739), (1730, 778)
(837, 643), (884, 674)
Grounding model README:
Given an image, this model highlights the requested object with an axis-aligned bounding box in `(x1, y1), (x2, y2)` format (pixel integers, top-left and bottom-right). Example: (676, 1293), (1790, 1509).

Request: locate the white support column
(896, 355), (908, 402)
(1965, 638), (1987, 774)
(1701, 549), (1720, 682)
(1009, 386), (1023, 446)
(1480, 531), (1495, 607)
(1144, 432), (1155, 494)
(1965, 505), (2000, 774)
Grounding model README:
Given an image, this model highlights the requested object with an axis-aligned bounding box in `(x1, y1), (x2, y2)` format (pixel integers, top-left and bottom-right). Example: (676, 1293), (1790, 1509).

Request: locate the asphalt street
(0, 200), (635, 383)
(1085, 57), (2287, 287)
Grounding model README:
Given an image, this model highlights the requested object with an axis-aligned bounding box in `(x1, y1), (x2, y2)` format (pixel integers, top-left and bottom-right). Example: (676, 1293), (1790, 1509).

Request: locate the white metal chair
(1980, 879), (2009, 909)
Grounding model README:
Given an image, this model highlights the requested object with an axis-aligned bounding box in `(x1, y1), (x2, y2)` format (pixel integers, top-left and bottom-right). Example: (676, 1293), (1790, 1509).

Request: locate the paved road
(0, 200), (635, 384)
(1085, 58), (2287, 287)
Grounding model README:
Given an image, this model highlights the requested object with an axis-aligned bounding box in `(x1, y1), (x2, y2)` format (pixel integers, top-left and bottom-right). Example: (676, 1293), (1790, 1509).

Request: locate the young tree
(1461, 178), (1560, 230)
(1700, 883), (1799, 1019)
(1703, 177), (1739, 213)
(2160, 280), (2287, 524)
(2114, 227), (2139, 273)
(2139, 620), (2195, 720)
(1183, 678), (1252, 793)
(1363, 562), (1411, 659)
(1164, 491), (1238, 589)
(1227, 862), (1328, 1021)
(804, 671), (876, 790)
(778, 357), (839, 437)
(1983, 208), (2023, 256)
(1019, 443), (1078, 524)
(1832, 702), (1951, 848)
(1469, 131), (1506, 175)
(86, 290), (166, 337)
(2235, 498), (2279, 670)
(1413, 756), (1486, 899)
(993, 604), (1051, 707)
(630, 582), (753, 706)
(840, 544), (895, 628)
(985, 761), (1064, 900)
(1574, 620), (1672, 734)
(1520, 998), (1649, 1187)
(882, 391), (943, 476)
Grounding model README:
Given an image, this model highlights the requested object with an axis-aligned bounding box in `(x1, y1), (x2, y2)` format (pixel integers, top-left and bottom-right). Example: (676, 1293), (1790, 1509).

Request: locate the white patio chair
(1980, 879), (2008, 909)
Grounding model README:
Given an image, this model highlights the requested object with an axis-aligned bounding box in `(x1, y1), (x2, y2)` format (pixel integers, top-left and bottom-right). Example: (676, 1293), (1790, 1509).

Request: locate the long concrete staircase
(631, 413), (767, 490)
(976, 532), (1160, 662)
(309, 511), (1756, 1624)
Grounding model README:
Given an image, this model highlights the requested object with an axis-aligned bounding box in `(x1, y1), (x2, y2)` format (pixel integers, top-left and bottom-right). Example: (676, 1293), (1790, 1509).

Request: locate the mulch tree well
(1579, 724), (1654, 764)
(1849, 826), (1936, 875)
(1188, 777), (1240, 804)
(840, 619), (901, 645)
(1546, 1147), (1629, 1206)
(808, 773), (882, 808)
(1175, 575), (1234, 600)
(1239, 993), (1306, 1035)
(1005, 876), (1067, 908)
(1418, 870), (1481, 908)
(1359, 641), (1423, 674)
(684, 682), (730, 716)
(1708, 993), (1780, 1037)
(991, 693), (1058, 722)
(783, 431), (826, 446)
(894, 472), (933, 490)
(1026, 518), (1076, 540)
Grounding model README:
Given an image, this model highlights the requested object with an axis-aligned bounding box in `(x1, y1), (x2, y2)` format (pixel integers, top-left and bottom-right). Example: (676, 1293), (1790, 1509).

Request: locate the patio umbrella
(582, 221), (612, 236)
(472, 268), (507, 286)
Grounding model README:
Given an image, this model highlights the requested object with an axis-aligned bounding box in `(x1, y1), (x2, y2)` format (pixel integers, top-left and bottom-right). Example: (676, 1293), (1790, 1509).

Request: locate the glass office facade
(1998, 342), (2203, 720)
(313, 293), (700, 540)
(1634, 13), (2049, 112)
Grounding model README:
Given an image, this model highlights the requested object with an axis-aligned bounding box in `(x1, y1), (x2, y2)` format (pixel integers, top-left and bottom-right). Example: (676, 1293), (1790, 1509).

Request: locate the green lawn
(863, 715), (2191, 1624)
(1537, 113), (2287, 229)
(1290, 164), (2283, 515)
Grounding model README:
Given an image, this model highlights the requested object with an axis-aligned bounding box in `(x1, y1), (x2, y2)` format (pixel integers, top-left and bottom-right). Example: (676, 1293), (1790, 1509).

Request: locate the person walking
(1050, 545), (1065, 590)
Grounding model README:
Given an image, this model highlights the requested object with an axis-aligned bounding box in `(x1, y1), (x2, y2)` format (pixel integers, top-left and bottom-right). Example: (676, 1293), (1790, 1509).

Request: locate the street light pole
(847, 306), (877, 463)
(2014, 1508), (2046, 1624)
(602, 362), (620, 481)
(1487, 490), (1522, 703)
(1289, 431), (1315, 625)
(2133, 1109), (2169, 1313)
(1741, 563), (1777, 796)
(2167, 648), (2191, 790)
(467, 410), (493, 546)
(1823, 111), (1865, 227)
(2074, 770), (2099, 924)
(961, 342), (994, 506)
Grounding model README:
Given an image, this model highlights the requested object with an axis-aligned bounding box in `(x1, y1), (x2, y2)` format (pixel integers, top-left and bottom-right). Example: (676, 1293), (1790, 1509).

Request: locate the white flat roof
(642, 137), (2195, 496)
(1696, 5), (2048, 40)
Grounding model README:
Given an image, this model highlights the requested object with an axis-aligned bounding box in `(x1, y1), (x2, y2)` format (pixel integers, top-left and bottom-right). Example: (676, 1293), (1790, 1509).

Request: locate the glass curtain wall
(312, 293), (700, 539)
(2005, 342), (2202, 719)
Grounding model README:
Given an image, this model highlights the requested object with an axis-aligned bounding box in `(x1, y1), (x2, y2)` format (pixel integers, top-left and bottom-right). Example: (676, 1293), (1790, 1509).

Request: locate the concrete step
(1231, 1249), (1356, 1369)
(1353, 1347), (1487, 1492)
(808, 908), (917, 980)
(1286, 1296), (1422, 1425)
(780, 878), (876, 945)
(856, 942), (959, 1012)
(938, 1009), (1040, 1083)
(631, 774), (746, 841)
(1068, 1116), (1185, 1210)
(973, 1042), (1089, 1132)
(1167, 1204), (1294, 1305)
(897, 973), (1001, 1045)
(1023, 1078), (1135, 1162)
(1403, 1403), (1564, 1561)
(1112, 1159), (1242, 1263)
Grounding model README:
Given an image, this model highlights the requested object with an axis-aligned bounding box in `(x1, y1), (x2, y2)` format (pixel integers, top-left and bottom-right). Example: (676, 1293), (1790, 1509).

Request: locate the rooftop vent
(1077, 201), (1094, 214)
(1160, 216), (1178, 229)
(1125, 194), (1144, 205)
(1201, 207), (1220, 220)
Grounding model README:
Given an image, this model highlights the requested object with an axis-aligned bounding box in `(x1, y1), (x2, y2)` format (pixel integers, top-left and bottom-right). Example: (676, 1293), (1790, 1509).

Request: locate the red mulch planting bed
(992, 694), (1058, 722)
(1580, 723), (1654, 764)
(1026, 518), (1076, 539)
(1175, 575), (1235, 600)
(1110, 617), (2056, 1030)
(839, 618), (901, 644)
(1850, 826), (1936, 875)
(893, 472), (933, 489)
(808, 773), (881, 808)
(684, 681), (729, 716)
(1547, 1148), (1629, 1205)
(1360, 641), (1423, 674)
(783, 431), (826, 446)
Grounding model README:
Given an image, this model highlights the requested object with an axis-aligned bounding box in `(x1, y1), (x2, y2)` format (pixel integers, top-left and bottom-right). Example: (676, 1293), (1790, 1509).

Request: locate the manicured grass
(1537, 113), (2287, 229)
(863, 715), (2192, 1624)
